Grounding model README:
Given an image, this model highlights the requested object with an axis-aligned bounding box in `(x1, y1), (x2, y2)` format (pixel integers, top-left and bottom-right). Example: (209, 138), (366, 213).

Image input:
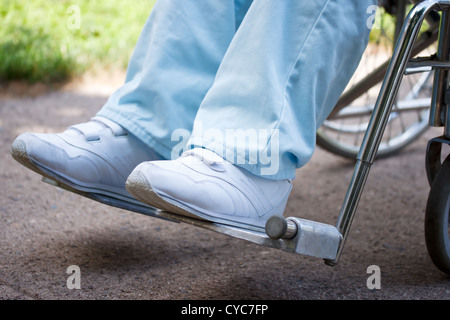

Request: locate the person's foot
(126, 148), (292, 231)
(10, 116), (163, 203)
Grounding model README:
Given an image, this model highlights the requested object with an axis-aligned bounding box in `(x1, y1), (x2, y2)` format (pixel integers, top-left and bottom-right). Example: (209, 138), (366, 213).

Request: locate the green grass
(1, 2), (432, 84)
(0, 0), (155, 83)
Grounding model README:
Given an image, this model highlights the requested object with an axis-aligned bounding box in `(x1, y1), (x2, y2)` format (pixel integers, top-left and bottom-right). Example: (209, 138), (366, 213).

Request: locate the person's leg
(10, 0), (252, 202)
(188, 0), (376, 180)
(97, 0), (253, 160)
(127, 0), (376, 230)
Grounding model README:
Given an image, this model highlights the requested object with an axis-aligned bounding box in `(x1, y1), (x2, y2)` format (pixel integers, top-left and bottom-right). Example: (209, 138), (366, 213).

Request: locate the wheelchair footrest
(42, 176), (342, 261)
(160, 211), (342, 261)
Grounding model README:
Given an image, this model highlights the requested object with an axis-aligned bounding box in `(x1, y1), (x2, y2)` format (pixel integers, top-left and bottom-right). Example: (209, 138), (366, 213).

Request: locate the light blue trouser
(98, 0), (376, 180)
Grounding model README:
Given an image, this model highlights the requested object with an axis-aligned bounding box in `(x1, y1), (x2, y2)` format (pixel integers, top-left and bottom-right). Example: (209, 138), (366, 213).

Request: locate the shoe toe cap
(128, 161), (239, 215)
(12, 132), (103, 183)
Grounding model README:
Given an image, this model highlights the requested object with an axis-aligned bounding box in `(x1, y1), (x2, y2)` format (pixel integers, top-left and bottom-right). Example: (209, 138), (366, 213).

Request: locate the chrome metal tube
(326, 0), (450, 266)
(430, 9), (450, 127)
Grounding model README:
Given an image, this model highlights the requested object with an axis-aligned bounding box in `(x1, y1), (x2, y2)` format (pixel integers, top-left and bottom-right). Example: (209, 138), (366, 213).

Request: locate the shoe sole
(126, 169), (266, 232)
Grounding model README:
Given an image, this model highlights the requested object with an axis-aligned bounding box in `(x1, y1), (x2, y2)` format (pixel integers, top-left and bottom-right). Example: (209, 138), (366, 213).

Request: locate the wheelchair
(42, 0), (450, 275)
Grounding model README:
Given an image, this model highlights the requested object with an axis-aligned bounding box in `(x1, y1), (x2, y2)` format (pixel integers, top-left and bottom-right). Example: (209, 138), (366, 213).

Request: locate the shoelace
(68, 116), (127, 141)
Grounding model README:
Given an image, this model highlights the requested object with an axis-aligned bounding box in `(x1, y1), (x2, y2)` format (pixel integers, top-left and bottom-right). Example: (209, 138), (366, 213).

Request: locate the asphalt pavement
(1, 73), (449, 301)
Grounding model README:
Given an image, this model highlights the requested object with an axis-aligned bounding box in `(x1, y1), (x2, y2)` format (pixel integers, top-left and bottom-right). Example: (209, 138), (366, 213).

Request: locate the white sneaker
(11, 116), (163, 203)
(126, 148), (292, 231)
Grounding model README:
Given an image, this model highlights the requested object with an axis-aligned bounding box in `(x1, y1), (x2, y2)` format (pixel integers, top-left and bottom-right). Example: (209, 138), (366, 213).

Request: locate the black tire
(425, 154), (450, 275)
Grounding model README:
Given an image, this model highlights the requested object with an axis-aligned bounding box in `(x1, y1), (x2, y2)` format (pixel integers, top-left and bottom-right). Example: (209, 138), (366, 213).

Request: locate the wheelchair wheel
(316, 2), (437, 159)
(425, 154), (450, 275)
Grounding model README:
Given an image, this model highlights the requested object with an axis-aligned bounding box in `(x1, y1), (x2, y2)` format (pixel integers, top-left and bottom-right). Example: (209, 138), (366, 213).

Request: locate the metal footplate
(156, 211), (343, 261)
(160, 212), (343, 261)
(43, 176), (342, 262)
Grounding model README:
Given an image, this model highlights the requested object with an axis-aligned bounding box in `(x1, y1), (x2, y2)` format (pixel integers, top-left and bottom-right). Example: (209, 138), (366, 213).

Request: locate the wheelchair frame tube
(326, 0), (449, 266)
(430, 7), (450, 128)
